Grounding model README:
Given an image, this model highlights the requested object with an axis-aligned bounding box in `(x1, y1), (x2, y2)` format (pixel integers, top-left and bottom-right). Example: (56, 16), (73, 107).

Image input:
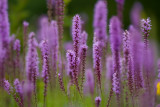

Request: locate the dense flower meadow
(0, 0), (160, 107)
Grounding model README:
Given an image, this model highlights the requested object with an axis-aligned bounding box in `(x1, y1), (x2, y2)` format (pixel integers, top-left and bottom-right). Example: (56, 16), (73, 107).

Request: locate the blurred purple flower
(40, 40), (50, 102)
(14, 79), (22, 94)
(81, 31), (88, 45)
(109, 16), (121, 103)
(115, 0), (125, 5)
(26, 32), (39, 104)
(66, 50), (75, 81)
(84, 69), (94, 96)
(94, 0), (107, 43)
(26, 32), (39, 81)
(79, 44), (88, 91)
(4, 80), (11, 94)
(93, 41), (102, 91)
(0, 0), (10, 48)
(130, 2), (142, 28)
(95, 96), (101, 107)
(129, 25), (144, 91)
(13, 39), (20, 53)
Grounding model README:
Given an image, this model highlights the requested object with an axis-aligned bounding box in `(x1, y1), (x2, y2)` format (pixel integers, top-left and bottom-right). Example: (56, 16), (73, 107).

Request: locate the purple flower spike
(84, 69), (94, 96)
(130, 2), (142, 28)
(4, 80), (11, 94)
(14, 39), (21, 68)
(14, 79), (22, 94)
(106, 57), (114, 81)
(110, 16), (121, 51)
(0, 0), (10, 48)
(26, 32), (39, 105)
(58, 73), (66, 94)
(123, 30), (134, 96)
(109, 16), (121, 104)
(66, 50), (75, 82)
(81, 31), (88, 45)
(115, 0), (125, 24)
(115, 0), (125, 5)
(26, 32), (39, 81)
(112, 72), (120, 94)
(72, 14), (81, 57)
(94, 0), (107, 43)
(129, 25), (143, 91)
(14, 79), (23, 105)
(141, 18), (152, 35)
(141, 18), (152, 50)
(93, 41), (102, 92)
(95, 96), (101, 107)
(0, 37), (6, 81)
(48, 21), (59, 75)
(14, 39), (20, 53)
(55, 0), (64, 42)
(40, 40), (50, 104)
(23, 21), (29, 54)
(79, 44), (88, 91)
(158, 59), (160, 79)
(72, 14), (82, 94)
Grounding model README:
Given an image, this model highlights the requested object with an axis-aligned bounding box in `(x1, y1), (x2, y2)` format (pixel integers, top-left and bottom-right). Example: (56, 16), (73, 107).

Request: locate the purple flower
(66, 50), (75, 81)
(14, 79), (22, 94)
(23, 21), (29, 27)
(115, 0), (125, 5)
(72, 14), (82, 93)
(26, 32), (39, 104)
(130, 2), (142, 28)
(4, 80), (11, 94)
(40, 40), (50, 102)
(110, 16), (121, 51)
(0, 0), (10, 48)
(79, 44), (88, 91)
(106, 57), (113, 81)
(95, 96), (101, 107)
(72, 14), (81, 57)
(109, 16), (121, 103)
(49, 21), (59, 74)
(81, 31), (88, 45)
(0, 37), (6, 80)
(14, 39), (21, 68)
(141, 18), (152, 50)
(141, 18), (152, 35)
(115, 0), (125, 24)
(26, 32), (39, 81)
(158, 59), (160, 79)
(37, 17), (49, 41)
(22, 80), (33, 107)
(55, 0), (64, 41)
(67, 49), (80, 93)
(14, 79), (23, 105)
(84, 69), (94, 96)
(123, 30), (134, 95)
(58, 73), (66, 94)
(112, 72), (120, 94)
(93, 0), (107, 43)
(129, 25), (144, 90)
(13, 39), (20, 52)
(93, 41), (102, 91)
(23, 21), (29, 52)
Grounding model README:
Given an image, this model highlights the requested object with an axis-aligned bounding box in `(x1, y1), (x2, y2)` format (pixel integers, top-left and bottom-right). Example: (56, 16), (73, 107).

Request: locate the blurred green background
(8, 0), (160, 47)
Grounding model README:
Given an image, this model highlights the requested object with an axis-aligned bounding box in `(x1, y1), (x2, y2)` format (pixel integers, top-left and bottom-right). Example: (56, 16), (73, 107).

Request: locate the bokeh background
(8, 0), (160, 50)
